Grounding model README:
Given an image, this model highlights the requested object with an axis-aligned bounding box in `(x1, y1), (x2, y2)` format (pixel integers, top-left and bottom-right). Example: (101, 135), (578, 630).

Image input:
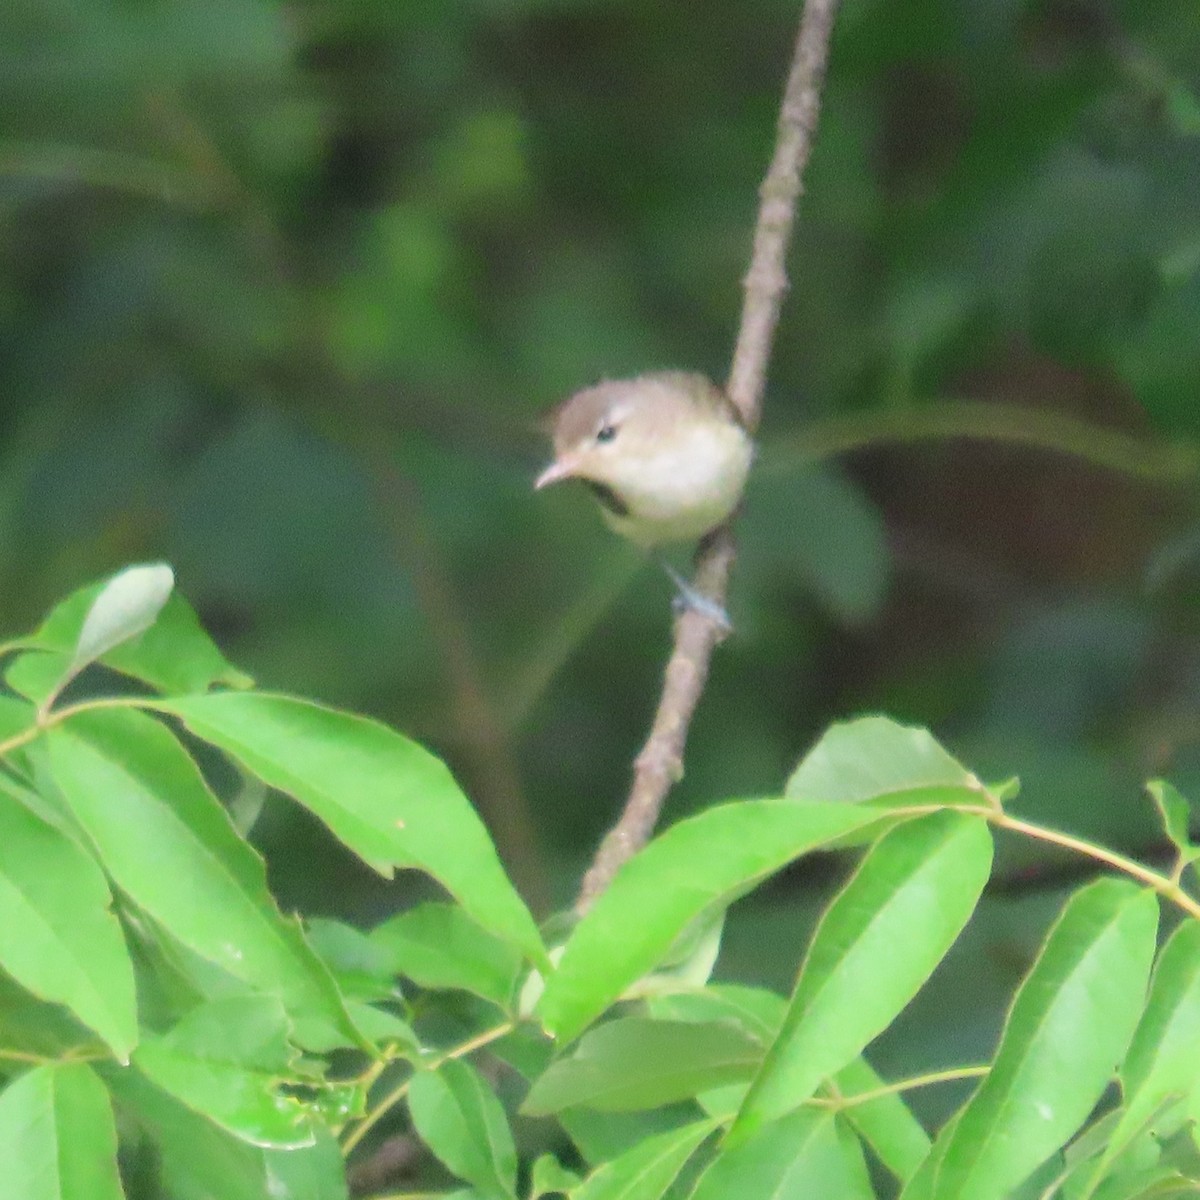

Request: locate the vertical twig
(374, 461), (550, 914)
(575, 0), (843, 912)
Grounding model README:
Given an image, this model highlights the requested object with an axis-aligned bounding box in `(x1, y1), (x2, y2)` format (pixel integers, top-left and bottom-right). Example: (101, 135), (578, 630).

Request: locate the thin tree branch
(373, 461), (550, 914)
(764, 400), (1200, 481)
(575, 0), (842, 912)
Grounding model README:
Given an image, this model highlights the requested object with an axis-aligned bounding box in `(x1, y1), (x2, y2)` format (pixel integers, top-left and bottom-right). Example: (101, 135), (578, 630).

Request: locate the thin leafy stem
(994, 812), (1200, 921)
(811, 1064), (990, 1111)
(875, 797), (1200, 919)
(0, 693), (166, 760)
(0, 1047), (57, 1064)
(341, 1020), (515, 1158)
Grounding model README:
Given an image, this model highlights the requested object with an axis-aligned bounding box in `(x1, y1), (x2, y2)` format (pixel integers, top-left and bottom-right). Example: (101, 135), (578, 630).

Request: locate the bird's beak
(534, 457), (577, 490)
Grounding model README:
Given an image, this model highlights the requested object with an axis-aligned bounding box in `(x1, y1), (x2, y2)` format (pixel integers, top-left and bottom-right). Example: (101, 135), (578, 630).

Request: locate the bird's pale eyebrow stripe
(583, 480), (630, 517)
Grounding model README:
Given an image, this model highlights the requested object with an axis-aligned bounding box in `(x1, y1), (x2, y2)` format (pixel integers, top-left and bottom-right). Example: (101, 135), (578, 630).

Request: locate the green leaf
(133, 994), (316, 1148)
(536, 799), (888, 1042)
(833, 1057), (931, 1184)
(786, 716), (978, 803)
(626, 909), (724, 997)
(1146, 781), (1200, 869)
(0, 972), (95, 1060)
(370, 902), (522, 1009)
(342, 1001), (418, 1051)
(69, 561), (175, 674)
(0, 693), (35, 742)
(305, 917), (397, 1003)
(407, 1058), (518, 1199)
(530, 1153), (581, 1197)
(572, 1118), (716, 1200)
(112, 1068), (348, 1200)
(0, 796), (136, 1060)
(523, 1018), (762, 1114)
(10, 573), (250, 702)
(645, 984), (787, 1045)
(45, 707), (362, 1048)
(1089, 921), (1200, 1185)
(691, 1107), (874, 1199)
(931, 879), (1160, 1200)
(731, 812), (992, 1142)
(161, 692), (545, 966)
(0, 1063), (123, 1200)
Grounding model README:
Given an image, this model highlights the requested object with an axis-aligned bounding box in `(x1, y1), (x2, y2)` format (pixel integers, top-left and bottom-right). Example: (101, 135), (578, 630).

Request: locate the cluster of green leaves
(3, 565), (1200, 1200)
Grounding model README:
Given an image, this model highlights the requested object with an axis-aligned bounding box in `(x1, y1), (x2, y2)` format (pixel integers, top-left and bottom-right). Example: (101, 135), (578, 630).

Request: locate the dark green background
(3, 0), (1199, 1109)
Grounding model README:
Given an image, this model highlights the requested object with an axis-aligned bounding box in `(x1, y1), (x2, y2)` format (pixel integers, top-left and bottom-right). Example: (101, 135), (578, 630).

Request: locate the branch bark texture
(575, 0), (842, 912)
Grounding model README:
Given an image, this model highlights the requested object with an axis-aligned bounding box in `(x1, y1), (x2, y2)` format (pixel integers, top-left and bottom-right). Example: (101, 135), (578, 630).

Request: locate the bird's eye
(595, 423), (618, 444)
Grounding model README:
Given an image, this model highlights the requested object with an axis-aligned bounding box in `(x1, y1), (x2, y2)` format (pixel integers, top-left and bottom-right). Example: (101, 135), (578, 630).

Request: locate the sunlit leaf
(731, 812), (992, 1142)
(572, 1118), (716, 1200)
(370, 902), (522, 1009)
(161, 692), (545, 966)
(691, 1107), (874, 1199)
(46, 707), (362, 1048)
(930, 879), (1160, 1200)
(0, 797), (136, 1060)
(0, 1063), (122, 1200)
(408, 1059), (518, 1199)
(786, 716), (978, 803)
(523, 1018), (761, 1114)
(133, 994), (316, 1148)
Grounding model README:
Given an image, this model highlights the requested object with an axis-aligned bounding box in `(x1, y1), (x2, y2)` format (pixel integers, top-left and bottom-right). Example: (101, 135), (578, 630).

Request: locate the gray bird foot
(660, 562), (734, 633)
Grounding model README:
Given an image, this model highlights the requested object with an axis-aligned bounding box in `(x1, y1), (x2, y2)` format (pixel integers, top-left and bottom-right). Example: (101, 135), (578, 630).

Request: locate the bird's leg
(656, 557), (733, 633)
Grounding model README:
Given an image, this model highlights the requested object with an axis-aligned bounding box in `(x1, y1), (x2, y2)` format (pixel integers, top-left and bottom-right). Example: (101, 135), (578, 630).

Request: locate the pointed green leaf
(523, 1018), (761, 1114)
(71, 562), (175, 673)
(1091, 921), (1200, 1183)
(161, 692), (544, 965)
(530, 1153), (581, 1197)
(645, 984), (787, 1046)
(537, 800), (888, 1042)
(732, 812), (992, 1142)
(572, 1118), (716, 1200)
(370, 902), (522, 1009)
(692, 1108), (873, 1199)
(0, 693), (35, 742)
(787, 716), (978, 803)
(46, 707), (362, 1048)
(133, 995), (316, 1148)
(1146, 781), (1200, 868)
(0, 797), (136, 1060)
(407, 1059), (518, 1199)
(10, 573), (249, 702)
(112, 1068), (348, 1200)
(305, 918), (397, 1003)
(932, 879), (1160, 1200)
(0, 1063), (123, 1200)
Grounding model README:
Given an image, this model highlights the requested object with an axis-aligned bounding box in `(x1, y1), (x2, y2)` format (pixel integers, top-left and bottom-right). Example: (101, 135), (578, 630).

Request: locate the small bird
(535, 371), (754, 546)
(535, 371), (754, 621)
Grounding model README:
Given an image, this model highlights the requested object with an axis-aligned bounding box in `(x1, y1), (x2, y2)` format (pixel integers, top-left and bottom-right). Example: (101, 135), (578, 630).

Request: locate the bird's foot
(660, 561), (734, 633)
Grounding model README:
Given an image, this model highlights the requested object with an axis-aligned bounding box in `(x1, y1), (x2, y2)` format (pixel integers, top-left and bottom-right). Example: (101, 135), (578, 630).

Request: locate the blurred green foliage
(2, 0), (1200, 1107)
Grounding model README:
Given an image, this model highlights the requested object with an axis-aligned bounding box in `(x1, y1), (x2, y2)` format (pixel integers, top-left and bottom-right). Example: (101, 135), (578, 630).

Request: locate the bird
(535, 371), (754, 623)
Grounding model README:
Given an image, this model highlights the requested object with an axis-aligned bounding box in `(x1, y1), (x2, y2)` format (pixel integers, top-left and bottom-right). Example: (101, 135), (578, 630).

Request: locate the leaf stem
(814, 1064), (989, 1110)
(990, 811), (1200, 921)
(341, 1020), (515, 1158)
(0, 693), (159, 759)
